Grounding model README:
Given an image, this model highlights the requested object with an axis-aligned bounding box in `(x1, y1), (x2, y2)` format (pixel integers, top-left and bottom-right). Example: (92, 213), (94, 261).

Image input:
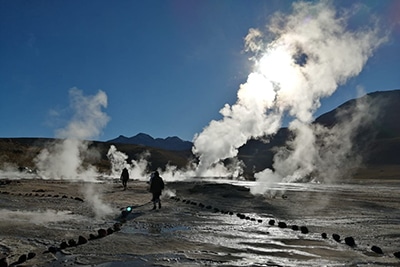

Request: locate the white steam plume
(193, 1), (387, 183)
(35, 87), (113, 218)
(107, 145), (150, 180)
(35, 88), (109, 180)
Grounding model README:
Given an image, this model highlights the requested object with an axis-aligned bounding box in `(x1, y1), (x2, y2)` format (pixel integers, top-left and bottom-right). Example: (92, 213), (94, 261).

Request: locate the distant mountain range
(107, 133), (193, 151)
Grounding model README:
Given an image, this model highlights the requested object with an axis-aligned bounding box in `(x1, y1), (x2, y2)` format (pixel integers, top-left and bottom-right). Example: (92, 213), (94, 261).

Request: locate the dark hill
(107, 133), (193, 151)
(0, 138), (193, 174)
(237, 89), (400, 176)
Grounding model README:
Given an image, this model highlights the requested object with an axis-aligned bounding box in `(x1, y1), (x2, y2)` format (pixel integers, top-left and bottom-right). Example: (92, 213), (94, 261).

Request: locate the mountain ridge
(107, 132), (193, 151)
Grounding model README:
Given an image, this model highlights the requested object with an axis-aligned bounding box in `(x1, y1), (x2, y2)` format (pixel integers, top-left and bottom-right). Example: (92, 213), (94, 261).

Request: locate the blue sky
(1, 0), (399, 142)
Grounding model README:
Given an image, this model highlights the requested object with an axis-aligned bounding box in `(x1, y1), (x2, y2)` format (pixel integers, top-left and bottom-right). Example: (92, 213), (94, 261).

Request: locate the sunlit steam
(34, 87), (113, 218)
(193, 1), (387, 187)
(35, 88), (109, 180)
(107, 145), (150, 180)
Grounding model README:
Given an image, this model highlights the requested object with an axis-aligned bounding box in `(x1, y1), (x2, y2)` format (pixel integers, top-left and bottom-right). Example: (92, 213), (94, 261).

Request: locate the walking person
(120, 167), (129, 190)
(149, 171), (164, 210)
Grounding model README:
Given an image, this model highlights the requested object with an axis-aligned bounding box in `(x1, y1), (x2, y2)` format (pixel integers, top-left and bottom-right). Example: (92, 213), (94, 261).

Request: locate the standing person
(149, 171), (164, 210)
(120, 167), (129, 190)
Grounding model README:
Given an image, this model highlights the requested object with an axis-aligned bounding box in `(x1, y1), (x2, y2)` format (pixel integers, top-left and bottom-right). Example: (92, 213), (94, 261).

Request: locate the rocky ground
(0, 166), (400, 266)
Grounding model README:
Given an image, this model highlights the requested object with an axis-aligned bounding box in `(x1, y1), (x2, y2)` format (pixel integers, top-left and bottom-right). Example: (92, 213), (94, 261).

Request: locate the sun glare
(257, 44), (295, 85)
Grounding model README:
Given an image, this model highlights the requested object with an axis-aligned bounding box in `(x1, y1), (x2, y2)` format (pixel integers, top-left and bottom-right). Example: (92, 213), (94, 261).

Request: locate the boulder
(278, 222), (287, 228)
(393, 251), (400, 259)
(98, 228), (107, 238)
(113, 223), (122, 231)
(344, 237), (356, 247)
(268, 219), (275, 226)
(89, 234), (97, 240)
(0, 257), (8, 267)
(300, 226), (309, 234)
(78, 236), (88, 245)
(321, 233), (327, 239)
(332, 234), (341, 242)
(48, 246), (58, 254)
(17, 254), (27, 264)
(68, 239), (77, 247)
(371, 245), (383, 254)
(60, 241), (68, 249)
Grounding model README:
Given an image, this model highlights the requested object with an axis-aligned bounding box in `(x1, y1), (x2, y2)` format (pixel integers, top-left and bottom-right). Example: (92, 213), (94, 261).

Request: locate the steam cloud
(34, 87), (113, 218)
(192, 1), (387, 190)
(107, 145), (150, 180)
(35, 88), (109, 180)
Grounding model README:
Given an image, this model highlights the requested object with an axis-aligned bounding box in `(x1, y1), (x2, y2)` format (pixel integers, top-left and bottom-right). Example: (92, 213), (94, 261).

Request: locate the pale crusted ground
(0, 166), (399, 266)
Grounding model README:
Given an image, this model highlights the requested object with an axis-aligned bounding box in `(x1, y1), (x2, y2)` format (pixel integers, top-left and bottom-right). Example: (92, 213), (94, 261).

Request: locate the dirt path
(0, 177), (399, 266)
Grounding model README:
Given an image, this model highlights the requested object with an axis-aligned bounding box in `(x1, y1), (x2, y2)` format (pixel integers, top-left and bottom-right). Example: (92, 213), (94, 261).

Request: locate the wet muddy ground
(0, 170), (400, 266)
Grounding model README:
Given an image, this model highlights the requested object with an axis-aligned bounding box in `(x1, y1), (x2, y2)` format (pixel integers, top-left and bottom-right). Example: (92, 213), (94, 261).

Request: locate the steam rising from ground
(34, 88), (113, 218)
(192, 1), (387, 192)
(35, 88), (109, 181)
(0, 209), (87, 225)
(107, 145), (150, 180)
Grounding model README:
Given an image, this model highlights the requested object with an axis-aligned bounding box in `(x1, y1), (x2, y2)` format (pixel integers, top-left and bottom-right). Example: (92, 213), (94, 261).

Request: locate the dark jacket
(150, 173), (164, 193)
(121, 168), (129, 181)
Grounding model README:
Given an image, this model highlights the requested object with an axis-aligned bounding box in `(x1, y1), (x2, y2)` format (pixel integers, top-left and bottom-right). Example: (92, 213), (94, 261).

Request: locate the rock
(60, 241), (68, 249)
(27, 252), (36, 260)
(68, 239), (77, 247)
(278, 222), (287, 228)
(257, 219), (263, 223)
(17, 254), (27, 264)
(48, 246), (58, 254)
(268, 219), (275, 226)
(98, 228), (107, 238)
(291, 225), (299, 231)
(300, 226), (309, 234)
(78, 235), (88, 245)
(89, 234), (97, 240)
(237, 214), (246, 219)
(74, 197), (84, 202)
(113, 223), (122, 231)
(321, 233), (327, 239)
(0, 257), (8, 267)
(371, 245), (383, 254)
(344, 237), (356, 247)
(332, 234), (341, 242)
(107, 228), (114, 235)
(393, 251), (400, 259)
